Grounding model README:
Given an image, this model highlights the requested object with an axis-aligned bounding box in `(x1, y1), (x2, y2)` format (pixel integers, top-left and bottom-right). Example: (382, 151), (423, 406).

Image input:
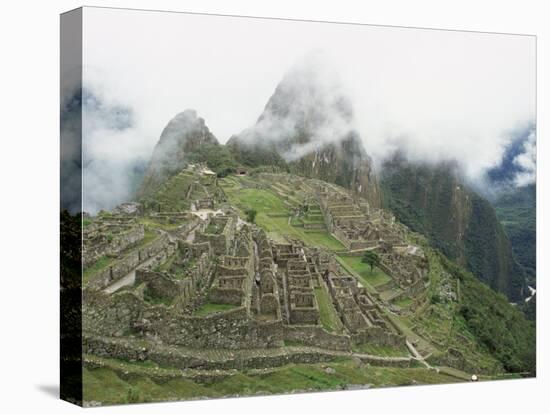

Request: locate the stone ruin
(81, 175), (430, 371)
(83, 215), (145, 268)
(316, 184), (411, 253)
(322, 262), (402, 346)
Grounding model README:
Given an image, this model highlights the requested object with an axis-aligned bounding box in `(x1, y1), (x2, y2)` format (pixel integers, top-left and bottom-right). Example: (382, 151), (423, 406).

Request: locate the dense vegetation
(361, 250), (380, 271)
(245, 208), (257, 223)
(440, 256), (536, 374)
(186, 143), (239, 177)
(463, 196), (525, 298)
(493, 184), (536, 283)
(60, 210), (84, 404)
(380, 159), (525, 301)
(226, 138), (288, 169)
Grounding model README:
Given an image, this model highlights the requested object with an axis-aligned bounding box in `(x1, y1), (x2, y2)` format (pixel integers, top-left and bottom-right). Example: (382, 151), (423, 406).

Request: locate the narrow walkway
(103, 254), (158, 294)
(406, 340), (432, 370)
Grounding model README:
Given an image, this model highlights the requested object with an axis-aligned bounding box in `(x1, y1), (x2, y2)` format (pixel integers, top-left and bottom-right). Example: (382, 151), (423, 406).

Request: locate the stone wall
(196, 233), (227, 255)
(209, 286), (244, 306)
(83, 335), (413, 371)
(135, 269), (193, 304)
(87, 233), (172, 289)
(146, 307), (284, 349)
(352, 326), (405, 348)
(83, 336), (339, 370)
(83, 225), (145, 269)
(283, 325), (351, 351)
(289, 304), (319, 324)
(84, 287), (287, 349)
(83, 290), (143, 337)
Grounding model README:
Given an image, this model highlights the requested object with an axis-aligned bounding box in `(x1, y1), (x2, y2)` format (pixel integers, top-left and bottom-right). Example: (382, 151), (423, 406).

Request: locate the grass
(82, 357), (464, 405)
(83, 367), (136, 405)
(314, 287), (344, 333)
(352, 343), (410, 357)
(83, 230), (159, 284)
(134, 230), (158, 248)
(227, 188), (288, 213)
(379, 288), (403, 302)
(193, 303), (239, 316)
(222, 183), (345, 251)
(338, 256), (392, 288)
(143, 288), (173, 307)
(138, 218), (181, 231)
(303, 231), (345, 250)
(394, 297), (413, 308)
(83, 256), (114, 282)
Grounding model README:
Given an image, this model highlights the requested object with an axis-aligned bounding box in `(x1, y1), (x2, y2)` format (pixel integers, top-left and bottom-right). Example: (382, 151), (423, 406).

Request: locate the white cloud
(513, 130), (537, 187)
(81, 7), (535, 210)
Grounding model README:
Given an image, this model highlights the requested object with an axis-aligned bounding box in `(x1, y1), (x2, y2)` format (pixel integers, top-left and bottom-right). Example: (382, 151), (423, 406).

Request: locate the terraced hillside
(80, 168), (534, 406)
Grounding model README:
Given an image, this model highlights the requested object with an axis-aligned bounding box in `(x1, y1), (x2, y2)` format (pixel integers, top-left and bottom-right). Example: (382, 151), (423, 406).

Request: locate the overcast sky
(81, 7), (535, 212)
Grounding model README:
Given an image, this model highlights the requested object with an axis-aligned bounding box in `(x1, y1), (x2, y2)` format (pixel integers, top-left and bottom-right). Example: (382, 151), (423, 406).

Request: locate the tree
(245, 209), (257, 223)
(186, 144), (238, 177)
(361, 250), (380, 272)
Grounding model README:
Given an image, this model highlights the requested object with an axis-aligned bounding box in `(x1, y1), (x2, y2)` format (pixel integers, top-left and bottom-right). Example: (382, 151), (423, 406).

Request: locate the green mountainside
(380, 156), (526, 302)
(493, 184), (536, 282)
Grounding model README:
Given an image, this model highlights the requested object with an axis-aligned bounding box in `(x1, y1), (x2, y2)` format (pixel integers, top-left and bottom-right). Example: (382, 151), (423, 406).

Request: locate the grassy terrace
(334, 256), (376, 294)
(83, 356), (463, 405)
(83, 230), (158, 284)
(338, 256), (392, 288)
(352, 343), (411, 357)
(393, 297), (413, 308)
(334, 255), (437, 355)
(83, 256), (115, 283)
(220, 179), (344, 251)
(193, 303), (238, 316)
(314, 287), (344, 333)
(138, 217), (182, 231)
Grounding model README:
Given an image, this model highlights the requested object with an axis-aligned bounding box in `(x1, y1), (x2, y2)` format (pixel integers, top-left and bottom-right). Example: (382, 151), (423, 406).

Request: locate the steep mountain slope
(227, 58), (380, 207)
(380, 155), (526, 301)
(482, 126), (536, 284)
(137, 109), (219, 198)
(492, 184), (536, 282)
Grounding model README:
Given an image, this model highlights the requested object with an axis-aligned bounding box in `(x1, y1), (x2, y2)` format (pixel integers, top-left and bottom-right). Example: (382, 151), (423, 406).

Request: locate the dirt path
(103, 254), (158, 294)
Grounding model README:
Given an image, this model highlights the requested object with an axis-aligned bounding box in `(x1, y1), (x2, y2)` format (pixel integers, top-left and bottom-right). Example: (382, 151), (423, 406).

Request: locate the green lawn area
(393, 297), (413, 308)
(193, 303), (238, 316)
(314, 287), (344, 333)
(338, 256), (391, 287)
(82, 356), (464, 405)
(226, 188), (288, 214)
(352, 343), (411, 357)
(221, 183), (344, 251)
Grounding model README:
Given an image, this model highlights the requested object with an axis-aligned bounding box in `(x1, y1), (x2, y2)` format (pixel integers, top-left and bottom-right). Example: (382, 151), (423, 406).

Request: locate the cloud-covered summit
(482, 124), (536, 196)
(232, 52), (357, 162)
(80, 9), (535, 212)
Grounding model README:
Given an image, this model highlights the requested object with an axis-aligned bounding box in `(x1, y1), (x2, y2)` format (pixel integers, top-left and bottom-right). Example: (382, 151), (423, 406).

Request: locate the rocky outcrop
(137, 109), (218, 198)
(227, 56), (380, 207)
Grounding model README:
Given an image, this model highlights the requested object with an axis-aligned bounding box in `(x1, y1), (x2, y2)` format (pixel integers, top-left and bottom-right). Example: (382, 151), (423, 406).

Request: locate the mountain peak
(261, 53), (354, 125)
(227, 55), (380, 207)
(137, 109), (218, 198)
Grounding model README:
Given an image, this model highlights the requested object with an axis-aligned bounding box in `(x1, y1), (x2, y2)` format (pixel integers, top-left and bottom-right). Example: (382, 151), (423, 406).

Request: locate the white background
(0, 0), (547, 412)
